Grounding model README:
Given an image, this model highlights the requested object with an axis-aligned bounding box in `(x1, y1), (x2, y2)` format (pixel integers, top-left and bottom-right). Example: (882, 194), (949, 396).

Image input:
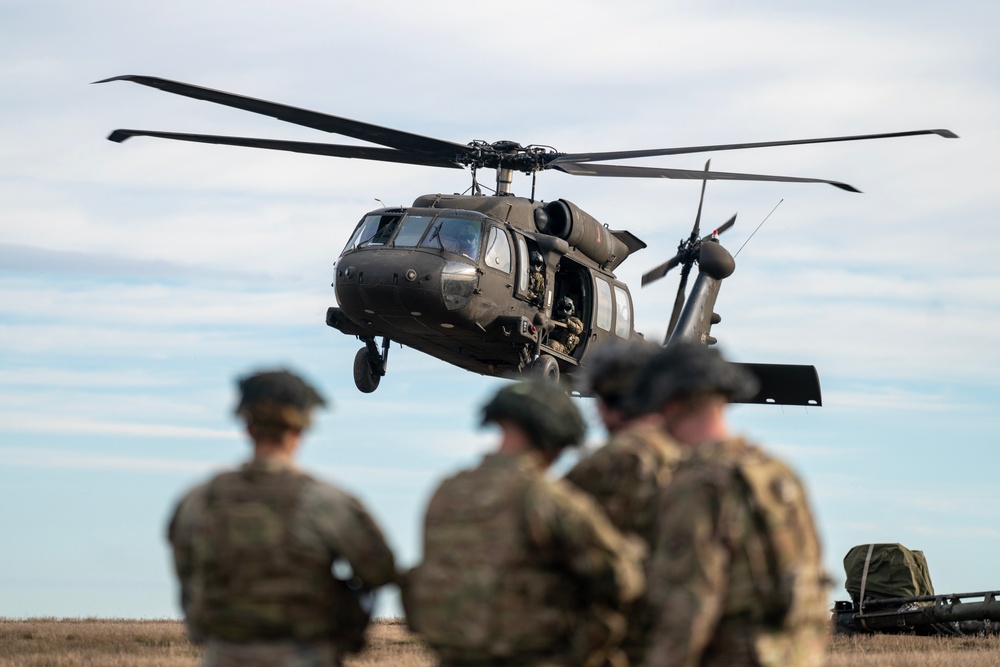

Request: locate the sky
(2, 0), (999, 619)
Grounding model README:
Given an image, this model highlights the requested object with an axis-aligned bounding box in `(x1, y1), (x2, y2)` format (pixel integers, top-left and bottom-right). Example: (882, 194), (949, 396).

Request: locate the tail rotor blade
(666, 263), (693, 342)
(703, 214), (737, 241)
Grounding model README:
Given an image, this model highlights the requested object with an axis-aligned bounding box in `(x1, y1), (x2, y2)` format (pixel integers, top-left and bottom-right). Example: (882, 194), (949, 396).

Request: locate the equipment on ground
(832, 543), (1000, 636)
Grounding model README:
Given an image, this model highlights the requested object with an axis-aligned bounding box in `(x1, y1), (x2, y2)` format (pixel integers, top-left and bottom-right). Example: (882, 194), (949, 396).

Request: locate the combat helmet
(627, 341), (759, 414)
(555, 296), (575, 317)
(481, 380), (585, 455)
(235, 369), (328, 433)
(578, 339), (659, 412)
(530, 250), (544, 267)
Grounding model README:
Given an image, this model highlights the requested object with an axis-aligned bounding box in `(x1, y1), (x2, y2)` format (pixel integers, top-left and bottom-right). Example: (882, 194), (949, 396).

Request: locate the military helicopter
(98, 75), (956, 403)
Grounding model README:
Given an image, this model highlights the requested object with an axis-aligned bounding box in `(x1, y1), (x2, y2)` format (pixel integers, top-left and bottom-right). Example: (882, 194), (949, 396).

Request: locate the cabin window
(614, 285), (632, 338)
(595, 278), (613, 331)
(484, 227), (512, 273)
(343, 213), (402, 253)
(393, 214), (434, 247)
(421, 217), (482, 261)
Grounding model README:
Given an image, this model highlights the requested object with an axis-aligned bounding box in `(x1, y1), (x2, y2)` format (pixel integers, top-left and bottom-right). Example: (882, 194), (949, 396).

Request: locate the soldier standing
(167, 369), (396, 667)
(403, 381), (645, 667)
(630, 342), (829, 667)
(565, 340), (684, 665)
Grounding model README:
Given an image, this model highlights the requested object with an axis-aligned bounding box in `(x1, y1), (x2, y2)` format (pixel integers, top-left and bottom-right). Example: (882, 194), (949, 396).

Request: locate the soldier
(565, 340), (684, 665)
(403, 380), (645, 667)
(630, 342), (829, 667)
(549, 296), (584, 355)
(527, 250), (546, 306)
(167, 369), (396, 667)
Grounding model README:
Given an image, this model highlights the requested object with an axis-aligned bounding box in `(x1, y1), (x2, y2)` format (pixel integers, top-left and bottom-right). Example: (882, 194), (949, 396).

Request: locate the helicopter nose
(335, 250), (468, 329)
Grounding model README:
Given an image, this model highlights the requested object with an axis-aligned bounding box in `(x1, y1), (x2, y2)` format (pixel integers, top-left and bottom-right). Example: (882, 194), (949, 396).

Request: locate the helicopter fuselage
(326, 194), (645, 382)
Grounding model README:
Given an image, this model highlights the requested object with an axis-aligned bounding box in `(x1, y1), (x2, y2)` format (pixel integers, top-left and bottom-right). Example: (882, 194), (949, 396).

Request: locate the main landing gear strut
(354, 336), (390, 393)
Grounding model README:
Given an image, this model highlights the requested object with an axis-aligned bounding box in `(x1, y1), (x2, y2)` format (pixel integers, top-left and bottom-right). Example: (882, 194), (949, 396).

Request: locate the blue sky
(2, 1), (999, 618)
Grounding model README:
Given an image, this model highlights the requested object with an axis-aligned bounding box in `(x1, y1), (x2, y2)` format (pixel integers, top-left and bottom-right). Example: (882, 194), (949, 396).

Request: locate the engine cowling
(534, 199), (632, 268)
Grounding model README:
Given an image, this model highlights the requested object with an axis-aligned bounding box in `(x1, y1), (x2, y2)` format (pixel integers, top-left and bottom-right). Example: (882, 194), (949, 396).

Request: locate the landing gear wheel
(531, 354), (560, 384)
(354, 347), (381, 393)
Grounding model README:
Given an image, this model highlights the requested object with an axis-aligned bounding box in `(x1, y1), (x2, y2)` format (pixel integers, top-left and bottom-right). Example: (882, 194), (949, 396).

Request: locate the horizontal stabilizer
(732, 362), (822, 407)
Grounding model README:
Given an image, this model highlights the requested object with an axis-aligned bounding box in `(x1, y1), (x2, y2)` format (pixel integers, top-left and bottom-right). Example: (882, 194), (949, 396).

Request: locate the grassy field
(3, 617), (1000, 666)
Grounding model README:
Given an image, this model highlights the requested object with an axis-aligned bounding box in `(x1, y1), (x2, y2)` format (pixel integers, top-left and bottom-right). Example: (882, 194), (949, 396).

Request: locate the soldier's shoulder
(172, 473), (221, 513)
(167, 479), (213, 541)
(668, 440), (746, 493)
(298, 474), (370, 517)
(532, 474), (608, 519)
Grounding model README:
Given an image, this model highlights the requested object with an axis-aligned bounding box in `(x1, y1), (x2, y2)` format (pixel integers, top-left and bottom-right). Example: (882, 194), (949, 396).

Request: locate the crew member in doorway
(549, 296), (584, 355)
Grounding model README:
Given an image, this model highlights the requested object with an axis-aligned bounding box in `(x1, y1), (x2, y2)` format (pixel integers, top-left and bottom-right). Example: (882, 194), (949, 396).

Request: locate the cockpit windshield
(420, 216), (483, 261)
(343, 211), (485, 262)
(342, 213), (402, 253)
(392, 214), (435, 247)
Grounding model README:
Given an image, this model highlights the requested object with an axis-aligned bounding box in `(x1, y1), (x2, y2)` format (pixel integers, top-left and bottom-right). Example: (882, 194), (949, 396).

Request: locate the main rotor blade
(548, 129), (958, 164)
(96, 75), (475, 160)
(641, 255), (681, 287)
(107, 130), (465, 168)
(551, 161), (860, 192)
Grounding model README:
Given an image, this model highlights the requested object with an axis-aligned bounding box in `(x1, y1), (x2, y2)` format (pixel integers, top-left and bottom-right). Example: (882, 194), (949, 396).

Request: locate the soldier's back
(566, 421), (682, 545)
(646, 438), (828, 667)
(169, 459), (395, 666)
(405, 451), (643, 667)
(566, 422), (682, 664)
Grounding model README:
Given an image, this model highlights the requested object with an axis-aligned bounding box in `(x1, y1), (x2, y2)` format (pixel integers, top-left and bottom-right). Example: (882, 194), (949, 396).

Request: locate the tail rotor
(641, 161), (736, 343)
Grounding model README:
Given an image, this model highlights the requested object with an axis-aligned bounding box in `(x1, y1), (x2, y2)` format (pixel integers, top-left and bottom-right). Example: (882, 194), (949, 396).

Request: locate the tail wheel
(531, 354), (560, 384)
(354, 347), (381, 393)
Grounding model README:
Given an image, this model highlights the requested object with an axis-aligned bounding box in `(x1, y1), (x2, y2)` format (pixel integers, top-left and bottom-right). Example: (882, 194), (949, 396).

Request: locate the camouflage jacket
(643, 438), (829, 667)
(565, 420), (683, 548)
(565, 421), (684, 664)
(404, 451), (645, 666)
(167, 458), (396, 647)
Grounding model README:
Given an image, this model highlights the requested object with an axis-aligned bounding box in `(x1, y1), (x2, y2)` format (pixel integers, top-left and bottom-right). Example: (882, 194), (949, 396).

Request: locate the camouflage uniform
(565, 421), (683, 664)
(403, 381), (645, 667)
(549, 315), (584, 355)
(167, 369), (396, 667)
(527, 250), (546, 306)
(405, 450), (644, 667)
(643, 437), (829, 667)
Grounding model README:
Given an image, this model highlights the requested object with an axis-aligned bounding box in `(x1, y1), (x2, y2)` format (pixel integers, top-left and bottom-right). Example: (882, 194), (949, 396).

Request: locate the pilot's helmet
(556, 296), (575, 317)
(530, 250), (544, 267)
(458, 224), (476, 242)
(235, 368), (328, 432)
(625, 341), (758, 414)
(481, 380), (585, 456)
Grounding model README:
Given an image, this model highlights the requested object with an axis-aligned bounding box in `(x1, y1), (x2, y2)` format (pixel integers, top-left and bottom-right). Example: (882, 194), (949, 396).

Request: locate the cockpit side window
(483, 226), (512, 273)
(393, 214), (434, 247)
(343, 213), (402, 253)
(421, 217), (482, 261)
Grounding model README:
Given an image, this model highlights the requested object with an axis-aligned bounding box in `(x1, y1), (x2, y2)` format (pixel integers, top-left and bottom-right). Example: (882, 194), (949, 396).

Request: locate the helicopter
(98, 75), (957, 404)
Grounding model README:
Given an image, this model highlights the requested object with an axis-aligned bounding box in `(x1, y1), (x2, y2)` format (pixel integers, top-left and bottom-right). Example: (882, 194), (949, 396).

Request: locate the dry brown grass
(0, 617), (432, 667)
(4, 617), (1000, 666)
(0, 617), (199, 667)
(827, 632), (1000, 667)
